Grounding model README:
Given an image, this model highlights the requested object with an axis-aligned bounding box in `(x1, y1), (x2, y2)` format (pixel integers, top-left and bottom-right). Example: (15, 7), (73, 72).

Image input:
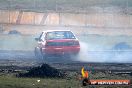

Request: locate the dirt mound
(8, 30), (21, 35)
(18, 64), (64, 78)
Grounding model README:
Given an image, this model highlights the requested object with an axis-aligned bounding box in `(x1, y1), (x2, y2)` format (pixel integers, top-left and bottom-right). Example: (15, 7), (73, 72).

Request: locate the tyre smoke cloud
(75, 42), (132, 63)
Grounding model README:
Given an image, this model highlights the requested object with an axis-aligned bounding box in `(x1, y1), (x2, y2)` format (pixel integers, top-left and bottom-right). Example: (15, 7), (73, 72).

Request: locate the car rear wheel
(34, 47), (44, 61)
(41, 53), (47, 61)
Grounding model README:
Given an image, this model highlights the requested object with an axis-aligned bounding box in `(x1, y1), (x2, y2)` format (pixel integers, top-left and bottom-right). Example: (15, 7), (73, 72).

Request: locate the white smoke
(75, 42), (132, 63)
(76, 42), (105, 62)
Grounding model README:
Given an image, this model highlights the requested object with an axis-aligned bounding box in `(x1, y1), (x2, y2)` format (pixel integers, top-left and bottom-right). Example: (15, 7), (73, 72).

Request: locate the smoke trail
(76, 42), (103, 62)
(75, 42), (132, 63)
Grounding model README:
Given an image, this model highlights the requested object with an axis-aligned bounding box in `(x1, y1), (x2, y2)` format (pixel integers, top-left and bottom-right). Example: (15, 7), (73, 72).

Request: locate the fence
(0, 10), (131, 28)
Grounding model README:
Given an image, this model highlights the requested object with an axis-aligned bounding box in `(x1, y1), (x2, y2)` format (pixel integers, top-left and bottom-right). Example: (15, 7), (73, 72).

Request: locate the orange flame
(81, 67), (89, 78)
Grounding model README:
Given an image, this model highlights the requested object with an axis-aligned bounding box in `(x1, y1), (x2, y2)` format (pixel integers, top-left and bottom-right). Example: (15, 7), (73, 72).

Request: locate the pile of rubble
(18, 64), (65, 78)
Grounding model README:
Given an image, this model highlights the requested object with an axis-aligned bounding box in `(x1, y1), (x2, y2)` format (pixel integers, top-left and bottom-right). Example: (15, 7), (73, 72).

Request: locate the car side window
(41, 33), (46, 41)
(39, 32), (45, 41)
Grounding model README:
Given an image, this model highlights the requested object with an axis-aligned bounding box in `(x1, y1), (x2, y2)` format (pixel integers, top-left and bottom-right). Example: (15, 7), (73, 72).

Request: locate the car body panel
(35, 30), (80, 57)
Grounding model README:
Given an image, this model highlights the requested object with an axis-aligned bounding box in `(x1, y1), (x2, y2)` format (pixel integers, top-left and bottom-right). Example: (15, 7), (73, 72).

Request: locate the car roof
(42, 30), (71, 33)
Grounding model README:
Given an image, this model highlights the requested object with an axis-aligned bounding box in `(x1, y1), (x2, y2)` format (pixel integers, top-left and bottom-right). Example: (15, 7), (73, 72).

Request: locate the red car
(35, 30), (80, 60)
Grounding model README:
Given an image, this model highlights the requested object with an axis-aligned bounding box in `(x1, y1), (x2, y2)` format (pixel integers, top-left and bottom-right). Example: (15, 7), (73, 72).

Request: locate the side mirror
(35, 38), (39, 41)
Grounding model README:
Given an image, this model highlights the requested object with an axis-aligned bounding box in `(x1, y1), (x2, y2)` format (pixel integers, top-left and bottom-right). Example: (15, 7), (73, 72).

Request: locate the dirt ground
(0, 59), (131, 88)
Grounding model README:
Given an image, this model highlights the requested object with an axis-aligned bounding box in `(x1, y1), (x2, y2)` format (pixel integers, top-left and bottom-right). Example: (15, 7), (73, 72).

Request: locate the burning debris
(18, 64), (65, 78)
(81, 67), (131, 86)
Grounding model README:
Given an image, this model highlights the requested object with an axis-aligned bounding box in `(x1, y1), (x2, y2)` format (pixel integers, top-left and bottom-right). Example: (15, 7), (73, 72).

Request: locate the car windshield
(46, 31), (75, 40)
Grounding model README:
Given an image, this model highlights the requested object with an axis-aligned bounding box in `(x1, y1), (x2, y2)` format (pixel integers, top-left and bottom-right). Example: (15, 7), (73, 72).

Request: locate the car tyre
(34, 47), (44, 61)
